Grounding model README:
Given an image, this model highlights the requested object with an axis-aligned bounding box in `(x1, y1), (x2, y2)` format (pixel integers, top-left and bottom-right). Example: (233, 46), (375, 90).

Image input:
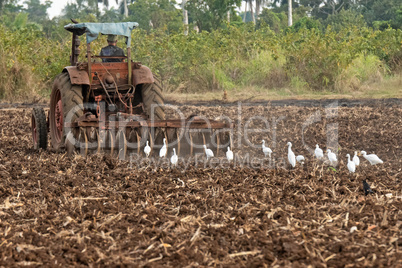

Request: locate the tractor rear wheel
(31, 107), (48, 150)
(141, 79), (165, 120)
(49, 73), (84, 150)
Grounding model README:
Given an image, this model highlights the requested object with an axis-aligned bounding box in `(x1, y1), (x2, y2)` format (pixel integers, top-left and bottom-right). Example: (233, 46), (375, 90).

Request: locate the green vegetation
(0, 0), (401, 101)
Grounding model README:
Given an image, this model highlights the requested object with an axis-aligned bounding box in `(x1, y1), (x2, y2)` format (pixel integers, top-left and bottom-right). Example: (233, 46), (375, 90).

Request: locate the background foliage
(0, 0), (401, 100)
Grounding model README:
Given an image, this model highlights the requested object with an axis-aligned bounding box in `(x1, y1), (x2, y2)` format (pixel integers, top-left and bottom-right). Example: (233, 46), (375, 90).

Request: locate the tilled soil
(0, 101), (401, 267)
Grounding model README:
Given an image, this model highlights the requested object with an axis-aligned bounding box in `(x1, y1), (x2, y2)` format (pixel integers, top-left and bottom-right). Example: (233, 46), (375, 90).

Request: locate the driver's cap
(107, 34), (117, 42)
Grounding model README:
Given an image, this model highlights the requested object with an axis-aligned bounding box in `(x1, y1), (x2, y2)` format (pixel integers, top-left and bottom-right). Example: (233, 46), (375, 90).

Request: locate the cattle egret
(226, 146), (233, 163)
(204, 145), (214, 160)
(327, 149), (337, 166)
(287, 142), (296, 168)
(144, 140), (151, 157)
(296, 155), (305, 164)
(262, 140), (272, 158)
(353, 151), (360, 166)
(361, 151), (383, 165)
(170, 148), (178, 167)
(159, 138), (167, 158)
(315, 144), (324, 159)
(346, 154), (356, 173)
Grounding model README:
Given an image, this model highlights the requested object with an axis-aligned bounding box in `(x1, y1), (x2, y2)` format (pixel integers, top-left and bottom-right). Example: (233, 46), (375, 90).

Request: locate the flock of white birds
(143, 138), (384, 172)
(285, 142), (384, 172)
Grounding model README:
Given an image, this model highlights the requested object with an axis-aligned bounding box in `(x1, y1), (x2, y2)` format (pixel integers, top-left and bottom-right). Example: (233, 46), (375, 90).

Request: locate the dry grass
(165, 74), (402, 103)
(0, 59), (43, 102)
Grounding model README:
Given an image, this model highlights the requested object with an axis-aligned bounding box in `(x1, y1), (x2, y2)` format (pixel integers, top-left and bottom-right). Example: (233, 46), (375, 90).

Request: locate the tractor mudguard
(64, 66), (90, 85)
(132, 65), (155, 86)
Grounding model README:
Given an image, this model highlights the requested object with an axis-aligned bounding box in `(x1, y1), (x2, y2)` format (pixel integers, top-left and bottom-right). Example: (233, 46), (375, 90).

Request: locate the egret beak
(358, 152), (361, 156)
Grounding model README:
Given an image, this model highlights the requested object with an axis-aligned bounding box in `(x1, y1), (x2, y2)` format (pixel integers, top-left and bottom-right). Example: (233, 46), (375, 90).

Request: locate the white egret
(170, 148), (178, 167)
(327, 149), (337, 166)
(346, 154), (356, 173)
(159, 138), (167, 158)
(353, 151), (360, 166)
(361, 151), (383, 165)
(204, 145), (214, 160)
(226, 146), (233, 163)
(287, 142), (296, 168)
(144, 140), (151, 157)
(262, 140), (272, 158)
(296, 155), (305, 165)
(315, 144), (324, 159)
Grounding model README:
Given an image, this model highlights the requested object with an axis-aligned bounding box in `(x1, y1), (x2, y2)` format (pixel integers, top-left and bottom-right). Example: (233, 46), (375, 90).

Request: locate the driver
(100, 35), (125, 62)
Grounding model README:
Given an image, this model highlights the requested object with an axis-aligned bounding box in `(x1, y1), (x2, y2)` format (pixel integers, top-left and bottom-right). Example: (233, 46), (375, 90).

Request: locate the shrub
(335, 54), (389, 91)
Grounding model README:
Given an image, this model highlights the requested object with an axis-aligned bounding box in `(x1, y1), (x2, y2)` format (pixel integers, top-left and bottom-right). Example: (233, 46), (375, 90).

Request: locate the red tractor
(31, 22), (232, 159)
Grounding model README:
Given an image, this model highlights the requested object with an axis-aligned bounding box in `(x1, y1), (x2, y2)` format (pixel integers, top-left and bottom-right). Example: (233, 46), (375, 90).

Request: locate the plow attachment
(65, 113), (233, 159)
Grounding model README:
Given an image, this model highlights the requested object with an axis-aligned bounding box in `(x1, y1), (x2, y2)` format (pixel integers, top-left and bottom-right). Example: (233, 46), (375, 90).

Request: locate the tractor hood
(64, 22), (139, 47)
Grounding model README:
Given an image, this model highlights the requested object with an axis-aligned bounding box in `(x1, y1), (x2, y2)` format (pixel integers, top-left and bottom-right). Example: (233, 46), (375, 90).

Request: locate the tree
(256, 8), (287, 32)
(290, 16), (322, 32)
(248, 0), (255, 23)
(298, 0), (356, 20)
(117, 0), (128, 17)
(255, 0), (268, 18)
(325, 8), (367, 31)
(24, 0), (51, 24)
(126, 0), (181, 32)
(182, 0), (188, 34)
(100, 7), (123, 21)
(358, 0), (402, 29)
(186, 0), (241, 31)
(60, 1), (98, 21)
(0, 0), (23, 27)
(288, 0), (292, 26)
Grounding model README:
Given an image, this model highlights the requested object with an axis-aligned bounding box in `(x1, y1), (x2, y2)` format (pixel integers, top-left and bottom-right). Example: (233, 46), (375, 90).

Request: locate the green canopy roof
(64, 22), (139, 47)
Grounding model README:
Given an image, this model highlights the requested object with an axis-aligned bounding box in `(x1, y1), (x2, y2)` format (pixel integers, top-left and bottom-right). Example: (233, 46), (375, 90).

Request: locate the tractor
(31, 22), (232, 159)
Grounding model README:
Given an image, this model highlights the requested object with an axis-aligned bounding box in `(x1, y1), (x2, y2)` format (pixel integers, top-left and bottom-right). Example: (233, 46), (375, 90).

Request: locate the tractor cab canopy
(64, 22), (139, 47)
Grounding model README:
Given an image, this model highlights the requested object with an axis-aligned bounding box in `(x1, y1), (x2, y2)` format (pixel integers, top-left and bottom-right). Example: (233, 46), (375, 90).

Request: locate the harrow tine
(65, 131), (75, 156)
(192, 131), (204, 156)
(86, 127), (99, 155)
(95, 129), (101, 154)
(230, 133), (233, 150)
(190, 132), (193, 156)
(116, 130), (127, 160)
(136, 130), (141, 155)
(126, 129), (137, 156)
(166, 128), (176, 156)
(151, 127), (165, 155)
(148, 129), (154, 157)
(176, 130), (180, 156)
(107, 130), (114, 156)
(164, 129), (168, 154)
(216, 131), (220, 156)
(79, 127), (88, 156)
(99, 130), (106, 153)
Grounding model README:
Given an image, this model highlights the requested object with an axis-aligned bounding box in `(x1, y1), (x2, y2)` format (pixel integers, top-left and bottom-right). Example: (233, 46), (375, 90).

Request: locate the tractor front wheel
(31, 107), (48, 150)
(49, 73), (84, 150)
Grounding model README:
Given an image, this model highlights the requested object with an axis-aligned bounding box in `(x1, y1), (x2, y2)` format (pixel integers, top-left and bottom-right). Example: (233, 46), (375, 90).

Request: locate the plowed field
(0, 100), (401, 267)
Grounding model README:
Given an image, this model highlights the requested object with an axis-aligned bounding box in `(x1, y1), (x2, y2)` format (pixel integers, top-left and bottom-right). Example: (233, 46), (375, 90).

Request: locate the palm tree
(255, 0), (269, 18)
(288, 0), (292, 26)
(182, 0), (188, 35)
(244, 0), (269, 23)
(243, 0), (247, 22)
(116, 0), (128, 18)
(122, 0), (128, 17)
(249, 0), (255, 23)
